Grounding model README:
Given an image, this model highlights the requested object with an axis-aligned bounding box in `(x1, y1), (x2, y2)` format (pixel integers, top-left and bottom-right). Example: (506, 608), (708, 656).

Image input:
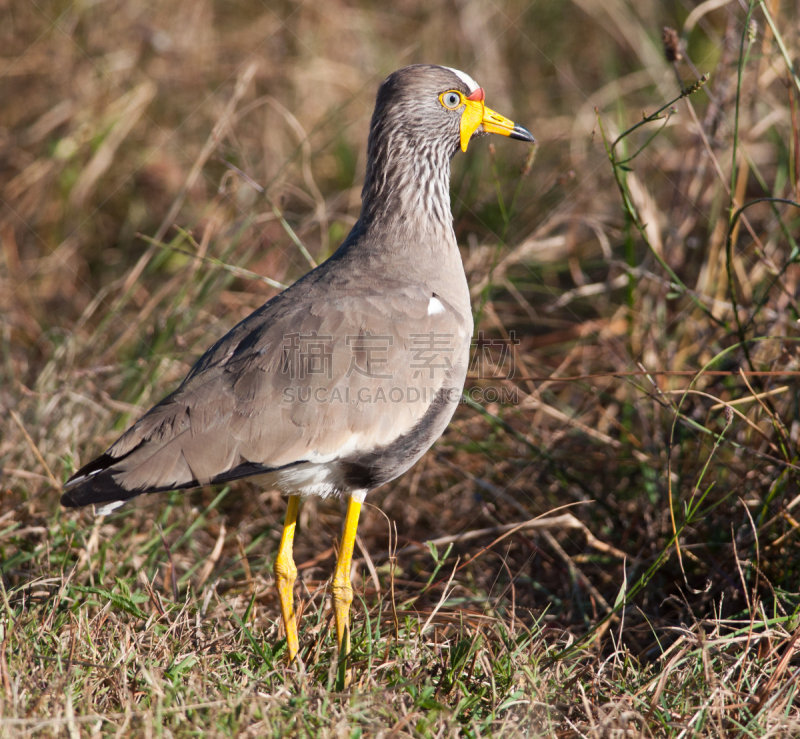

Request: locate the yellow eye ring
(440, 90), (464, 110)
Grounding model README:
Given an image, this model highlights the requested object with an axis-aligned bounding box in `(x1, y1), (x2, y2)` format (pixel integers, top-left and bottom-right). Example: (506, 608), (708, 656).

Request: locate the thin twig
(10, 410), (59, 488)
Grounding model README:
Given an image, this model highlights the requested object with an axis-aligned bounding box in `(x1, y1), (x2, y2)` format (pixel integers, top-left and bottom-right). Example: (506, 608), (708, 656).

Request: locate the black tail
(61, 451), (293, 508)
(61, 452), (148, 508)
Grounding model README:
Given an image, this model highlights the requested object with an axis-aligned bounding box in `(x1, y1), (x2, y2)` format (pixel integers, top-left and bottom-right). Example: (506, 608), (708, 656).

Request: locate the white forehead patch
(443, 67), (479, 93)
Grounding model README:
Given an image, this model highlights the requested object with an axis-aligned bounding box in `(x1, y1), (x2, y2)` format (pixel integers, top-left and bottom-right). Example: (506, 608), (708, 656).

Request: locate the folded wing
(62, 279), (470, 508)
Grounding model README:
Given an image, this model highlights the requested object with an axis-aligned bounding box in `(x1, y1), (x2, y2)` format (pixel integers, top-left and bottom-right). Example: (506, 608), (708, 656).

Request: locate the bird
(61, 64), (534, 669)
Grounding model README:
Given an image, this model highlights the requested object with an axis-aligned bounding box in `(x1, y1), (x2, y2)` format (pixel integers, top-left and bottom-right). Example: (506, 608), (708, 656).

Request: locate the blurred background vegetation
(1, 0), (799, 735)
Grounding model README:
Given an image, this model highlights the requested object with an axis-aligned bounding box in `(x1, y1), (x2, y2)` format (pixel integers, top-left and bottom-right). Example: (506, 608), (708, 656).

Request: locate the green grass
(2, 521), (798, 736)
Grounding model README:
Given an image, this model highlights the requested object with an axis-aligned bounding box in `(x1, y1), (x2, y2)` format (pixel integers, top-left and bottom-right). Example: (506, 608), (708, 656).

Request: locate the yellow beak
(460, 98), (535, 152)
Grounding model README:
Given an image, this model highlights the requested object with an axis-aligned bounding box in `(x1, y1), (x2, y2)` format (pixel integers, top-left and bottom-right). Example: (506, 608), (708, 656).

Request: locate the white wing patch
(428, 296), (446, 316)
(67, 467), (102, 488)
(96, 500), (125, 516)
(444, 67), (479, 93)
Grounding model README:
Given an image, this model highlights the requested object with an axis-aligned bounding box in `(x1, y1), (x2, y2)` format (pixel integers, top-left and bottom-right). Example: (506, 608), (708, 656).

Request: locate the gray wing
(62, 278), (471, 505)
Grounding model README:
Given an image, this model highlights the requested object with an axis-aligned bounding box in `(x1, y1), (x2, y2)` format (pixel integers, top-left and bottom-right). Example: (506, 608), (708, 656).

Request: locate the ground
(1, 0), (799, 736)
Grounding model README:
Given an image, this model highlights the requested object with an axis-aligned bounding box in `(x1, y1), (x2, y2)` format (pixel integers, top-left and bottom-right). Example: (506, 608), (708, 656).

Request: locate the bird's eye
(440, 91), (463, 110)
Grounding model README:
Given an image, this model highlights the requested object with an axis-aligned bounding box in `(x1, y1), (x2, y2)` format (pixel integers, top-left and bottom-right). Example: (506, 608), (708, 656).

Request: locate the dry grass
(2, 0), (800, 736)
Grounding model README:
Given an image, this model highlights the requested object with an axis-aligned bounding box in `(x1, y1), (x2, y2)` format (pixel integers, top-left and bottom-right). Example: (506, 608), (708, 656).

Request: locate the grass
(2, 0), (800, 736)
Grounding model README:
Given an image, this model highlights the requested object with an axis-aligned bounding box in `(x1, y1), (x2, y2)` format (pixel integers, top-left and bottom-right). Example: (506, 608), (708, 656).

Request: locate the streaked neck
(360, 132), (455, 240)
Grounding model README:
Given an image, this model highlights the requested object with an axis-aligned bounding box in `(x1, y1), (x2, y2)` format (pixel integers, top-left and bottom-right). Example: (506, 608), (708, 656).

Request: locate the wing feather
(63, 279), (471, 505)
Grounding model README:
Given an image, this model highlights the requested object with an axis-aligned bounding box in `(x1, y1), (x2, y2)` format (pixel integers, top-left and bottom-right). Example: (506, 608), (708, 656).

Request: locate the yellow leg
(332, 494), (362, 660)
(274, 494), (301, 662)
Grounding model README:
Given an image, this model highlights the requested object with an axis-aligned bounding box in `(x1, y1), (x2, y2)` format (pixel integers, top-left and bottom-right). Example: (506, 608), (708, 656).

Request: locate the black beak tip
(510, 125), (535, 144)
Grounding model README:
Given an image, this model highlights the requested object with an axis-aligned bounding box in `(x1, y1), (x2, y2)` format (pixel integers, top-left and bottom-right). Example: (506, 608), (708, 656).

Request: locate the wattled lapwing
(62, 65), (534, 666)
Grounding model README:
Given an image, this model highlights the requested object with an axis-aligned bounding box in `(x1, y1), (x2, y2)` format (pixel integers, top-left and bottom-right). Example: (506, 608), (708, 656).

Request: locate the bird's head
(369, 65), (535, 159)
(359, 65), (534, 229)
